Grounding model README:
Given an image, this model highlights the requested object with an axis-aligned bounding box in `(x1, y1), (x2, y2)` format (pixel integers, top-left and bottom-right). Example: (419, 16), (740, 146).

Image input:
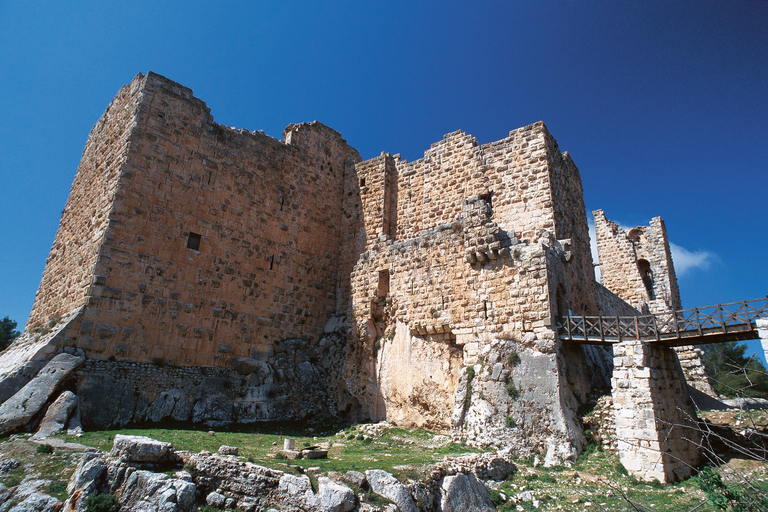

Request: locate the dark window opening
(637, 259), (655, 300)
(279, 197), (284, 211)
(187, 232), (201, 251)
(377, 270), (390, 297)
(269, 255), (275, 270)
(483, 301), (488, 320)
(360, 178), (366, 188)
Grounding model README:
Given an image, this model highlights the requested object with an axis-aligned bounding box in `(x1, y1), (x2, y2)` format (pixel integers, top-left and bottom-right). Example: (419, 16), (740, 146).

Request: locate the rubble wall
(70, 72), (360, 366)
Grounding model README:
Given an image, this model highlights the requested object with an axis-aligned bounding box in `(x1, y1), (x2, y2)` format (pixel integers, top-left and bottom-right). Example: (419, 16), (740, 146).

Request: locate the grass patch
(58, 424), (478, 482)
(47, 480), (68, 501)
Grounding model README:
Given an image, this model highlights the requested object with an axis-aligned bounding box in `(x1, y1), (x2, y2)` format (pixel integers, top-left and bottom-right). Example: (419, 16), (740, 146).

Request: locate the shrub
(47, 480), (67, 500)
(84, 493), (120, 512)
(506, 381), (518, 399)
(507, 351), (521, 367)
(505, 415), (516, 428)
(35, 443), (53, 454)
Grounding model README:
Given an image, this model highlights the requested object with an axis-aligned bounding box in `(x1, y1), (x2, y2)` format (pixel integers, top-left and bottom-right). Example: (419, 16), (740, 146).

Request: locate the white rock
(365, 469), (417, 512)
(111, 434), (174, 463)
(440, 473), (495, 512)
(315, 477), (355, 512)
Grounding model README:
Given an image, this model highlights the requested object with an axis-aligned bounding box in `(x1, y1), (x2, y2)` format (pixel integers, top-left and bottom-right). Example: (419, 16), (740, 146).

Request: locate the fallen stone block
(0, 353), (85, 435)
(32, 390), (78, 439)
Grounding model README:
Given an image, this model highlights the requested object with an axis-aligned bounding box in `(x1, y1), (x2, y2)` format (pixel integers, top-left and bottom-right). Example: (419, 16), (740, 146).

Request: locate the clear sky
(1, 1), (766, 358)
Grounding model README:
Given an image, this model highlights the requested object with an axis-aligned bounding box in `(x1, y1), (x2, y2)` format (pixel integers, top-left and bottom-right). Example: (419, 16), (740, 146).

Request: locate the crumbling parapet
(612, 338), (702, 482)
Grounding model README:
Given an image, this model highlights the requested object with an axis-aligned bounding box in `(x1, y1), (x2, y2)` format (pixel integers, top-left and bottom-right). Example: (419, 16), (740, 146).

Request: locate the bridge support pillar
(757, 318), (768, 365)
(611, 339), (702, 483)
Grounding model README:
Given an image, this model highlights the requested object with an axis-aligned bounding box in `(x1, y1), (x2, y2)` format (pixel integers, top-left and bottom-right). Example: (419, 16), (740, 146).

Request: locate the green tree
(702, 342), (768, 398)
(0, 317), (20, 350)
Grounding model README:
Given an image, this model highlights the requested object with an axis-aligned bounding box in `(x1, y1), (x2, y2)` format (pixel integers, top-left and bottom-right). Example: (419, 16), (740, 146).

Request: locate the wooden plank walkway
(558, 297), (768, 347)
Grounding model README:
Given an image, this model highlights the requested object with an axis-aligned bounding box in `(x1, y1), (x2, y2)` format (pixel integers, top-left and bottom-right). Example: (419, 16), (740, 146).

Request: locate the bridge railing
(558, 297), (768, 344)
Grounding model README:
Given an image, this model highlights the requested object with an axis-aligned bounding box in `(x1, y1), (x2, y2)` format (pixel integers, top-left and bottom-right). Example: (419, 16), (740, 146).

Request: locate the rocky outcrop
(7, 492), (59, 512)
(54, 434), (511, 512)
(69, 332), (353, 430)
(440, 473), (495, 512)
(0, 353), (85, 435)
(110, 434), (175, 463)
(365, 470), (417, 512)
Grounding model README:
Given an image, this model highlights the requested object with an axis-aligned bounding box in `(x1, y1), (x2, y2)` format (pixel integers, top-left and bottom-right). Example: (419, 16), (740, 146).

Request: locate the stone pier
(758, 318), (768, 365)
(611, 339), (702, 482)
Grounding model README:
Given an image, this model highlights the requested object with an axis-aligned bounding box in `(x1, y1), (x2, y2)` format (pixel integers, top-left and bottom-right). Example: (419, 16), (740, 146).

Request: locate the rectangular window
(377, 270), (390, 297)
(187, 232), (201, 251)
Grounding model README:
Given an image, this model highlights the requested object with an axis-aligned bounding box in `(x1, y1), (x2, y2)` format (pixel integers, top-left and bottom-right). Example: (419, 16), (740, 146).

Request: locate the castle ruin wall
(66, 72), (361, 367)
(27, 77), (146, 330)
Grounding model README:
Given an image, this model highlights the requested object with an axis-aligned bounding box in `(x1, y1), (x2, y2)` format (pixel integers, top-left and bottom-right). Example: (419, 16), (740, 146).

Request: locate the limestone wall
(594, 210), (714, 394)
(69, 72), (361, 366)
(612, 339), (701, 482)
(27, 75), (147, 330)
(593, 210), (680, 314)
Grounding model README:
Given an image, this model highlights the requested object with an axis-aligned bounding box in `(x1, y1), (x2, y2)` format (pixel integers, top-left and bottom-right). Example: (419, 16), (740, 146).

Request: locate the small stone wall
(612, 339), (701, 482)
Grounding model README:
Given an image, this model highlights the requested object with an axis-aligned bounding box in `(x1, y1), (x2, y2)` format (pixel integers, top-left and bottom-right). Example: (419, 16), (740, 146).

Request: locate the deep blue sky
(1, 2), (766, 358)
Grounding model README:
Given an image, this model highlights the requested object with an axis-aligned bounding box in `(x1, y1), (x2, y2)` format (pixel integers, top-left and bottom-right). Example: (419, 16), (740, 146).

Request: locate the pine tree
(702, 342), (768, 398)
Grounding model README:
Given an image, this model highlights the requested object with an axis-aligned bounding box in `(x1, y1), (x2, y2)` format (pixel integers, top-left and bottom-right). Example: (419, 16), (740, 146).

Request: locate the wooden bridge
(558, 297), (768, 347)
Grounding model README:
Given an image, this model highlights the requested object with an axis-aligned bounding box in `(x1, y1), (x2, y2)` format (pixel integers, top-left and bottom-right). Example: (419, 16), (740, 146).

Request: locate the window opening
(637, 259), (655, 300)
(269, 255), (275, 270)
(360, 178), (366, 188)
(187, 232), (201, 251)
(279, 197), (284, 211)
(377, 270), (389, 297)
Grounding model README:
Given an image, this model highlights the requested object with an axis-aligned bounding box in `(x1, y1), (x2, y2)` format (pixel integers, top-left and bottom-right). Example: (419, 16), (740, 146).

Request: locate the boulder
(0, 458), (19, 478)
(206, 491), (226, 507)
(65, 453), (107, 512)
(119, 470), (196, 512)
(440, 473), (495, 512)
(32, 390), (78, 439)
(365, 469), (417, 512)
(7, 492), (59, 512)
(218, 445), (238, 456)
(110, 435), (174, 463)
(343, 470), (366, 487)
(0, 353), (85, 435)
(315, 477), (355, 512)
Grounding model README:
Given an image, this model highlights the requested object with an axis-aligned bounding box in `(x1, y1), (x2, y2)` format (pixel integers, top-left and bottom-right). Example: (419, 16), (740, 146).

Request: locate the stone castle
(0, 72), (711, 482)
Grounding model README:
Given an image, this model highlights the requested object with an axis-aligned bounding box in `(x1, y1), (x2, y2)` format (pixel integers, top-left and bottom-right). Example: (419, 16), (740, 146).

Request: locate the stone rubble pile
(0, 434), (516, 512)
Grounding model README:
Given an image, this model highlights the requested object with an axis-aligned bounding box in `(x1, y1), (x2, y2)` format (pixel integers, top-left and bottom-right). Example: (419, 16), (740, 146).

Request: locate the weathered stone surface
(3, 71), (717, 482)
(0, 353), (85, 435)
(218, 445), (238, 456)
(119, 470), (195, 512)
(206, 491), (226, 507)
(32, 390), (78, 439)
(315, 477), (355, 512)
(64, 452), (107, 512)
(7, 492), (59, 512)
(440, 473), (495, 512)
(110, 434), (174, 463)
(0, 458), (19, 478)
(611, 338), (702, 482)
(365, 470), (416, 512)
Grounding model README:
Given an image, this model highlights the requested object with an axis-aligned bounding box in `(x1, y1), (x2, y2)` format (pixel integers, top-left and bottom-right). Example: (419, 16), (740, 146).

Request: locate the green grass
(60, 424), (478, 481)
